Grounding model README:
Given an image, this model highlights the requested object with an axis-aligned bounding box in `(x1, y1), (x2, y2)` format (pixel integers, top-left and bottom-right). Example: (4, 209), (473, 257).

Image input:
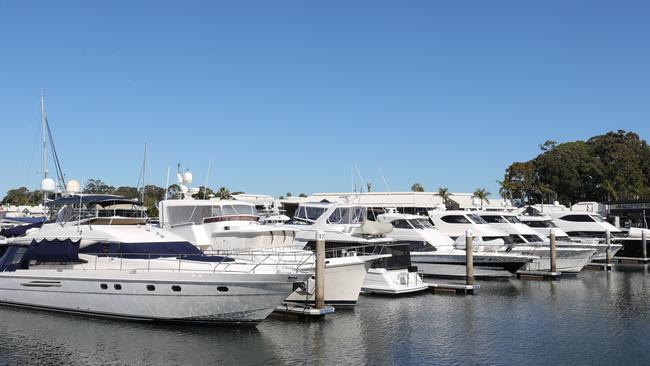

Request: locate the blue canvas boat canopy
(0, 221), (44, 238)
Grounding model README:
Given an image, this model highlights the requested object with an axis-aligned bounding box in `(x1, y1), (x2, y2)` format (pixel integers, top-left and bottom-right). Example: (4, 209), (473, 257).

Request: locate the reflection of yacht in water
(0, 194), (309, 324)
(377, 212), (534, 278)
(283, 202), (428, 295)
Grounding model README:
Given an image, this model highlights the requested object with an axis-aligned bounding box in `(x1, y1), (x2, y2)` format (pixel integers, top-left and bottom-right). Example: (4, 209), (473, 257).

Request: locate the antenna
(379, 168), (391, 192)
(203, 160), (211, 200)
(164, 166), (170, 200)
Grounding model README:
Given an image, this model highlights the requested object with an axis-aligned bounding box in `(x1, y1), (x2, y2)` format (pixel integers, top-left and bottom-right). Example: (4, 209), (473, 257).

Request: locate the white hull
(411, 252), (532, 278)
(509, 247), (595, 273)
(0, 269), (302, 324)
(361, 268), (428, 295)
(283, 256), (373, 308)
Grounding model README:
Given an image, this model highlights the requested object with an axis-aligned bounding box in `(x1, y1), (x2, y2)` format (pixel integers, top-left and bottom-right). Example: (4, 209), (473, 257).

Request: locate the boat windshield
(504, 216), (522, 224)
(409, 218), (434, 229)
(467, 214), (488, 224)
(327, 207), (367, 225)
(167, 204), (257, 226)
(590, 215), (605, 222)
(480, 215), (508, 224)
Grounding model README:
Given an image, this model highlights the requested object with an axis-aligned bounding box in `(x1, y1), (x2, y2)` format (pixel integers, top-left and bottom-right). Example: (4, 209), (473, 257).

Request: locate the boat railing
(79, 250), (315, 275)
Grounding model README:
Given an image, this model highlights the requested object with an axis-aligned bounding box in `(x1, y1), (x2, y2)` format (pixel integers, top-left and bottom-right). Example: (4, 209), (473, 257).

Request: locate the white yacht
(283, 202), (429, 295)
(1, 195), (309, 325)
(474, 211), (595, 273)
(517, 214), (620, 261)
(159, 197), (381, 307)
(377, 213), (535, 278)
(544, 211), (624, 243)
(428, 210), (593, 273)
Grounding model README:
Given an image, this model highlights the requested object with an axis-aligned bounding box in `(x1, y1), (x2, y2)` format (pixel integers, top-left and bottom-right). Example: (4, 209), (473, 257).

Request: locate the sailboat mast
(40, 92), (48, 180)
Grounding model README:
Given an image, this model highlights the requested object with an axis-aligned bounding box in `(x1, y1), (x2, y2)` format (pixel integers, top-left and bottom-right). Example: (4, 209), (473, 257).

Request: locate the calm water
(1, 266), (649, 365)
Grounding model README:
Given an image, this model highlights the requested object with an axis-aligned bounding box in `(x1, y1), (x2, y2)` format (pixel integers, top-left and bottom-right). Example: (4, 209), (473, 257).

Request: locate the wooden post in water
(465, 230), (474, 286)
(641, 230), (647, 259)
(605, 230), (612, 267)
(315, 231), (326, 309)
(549, 229), (557, 273)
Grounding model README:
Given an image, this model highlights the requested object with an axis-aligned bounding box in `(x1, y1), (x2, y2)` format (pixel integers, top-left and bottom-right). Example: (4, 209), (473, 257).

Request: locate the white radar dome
(40, 178), (56, 192)
(182, 171), (193, 185)
(66, 179), (81, 193)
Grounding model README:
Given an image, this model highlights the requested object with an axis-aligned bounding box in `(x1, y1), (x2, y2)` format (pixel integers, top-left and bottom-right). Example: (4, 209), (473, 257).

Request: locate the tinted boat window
(560, 215), (595, 222)
(391, 219), (413, 229)
(441, 215), (471, 224)
(480, 215), (508, 223)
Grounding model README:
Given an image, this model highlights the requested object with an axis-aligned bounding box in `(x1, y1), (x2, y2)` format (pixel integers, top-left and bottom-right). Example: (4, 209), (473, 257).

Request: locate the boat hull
(361, 268), (428, 295)
(411, 252), (530, 278)
(0, 270), (302, 324)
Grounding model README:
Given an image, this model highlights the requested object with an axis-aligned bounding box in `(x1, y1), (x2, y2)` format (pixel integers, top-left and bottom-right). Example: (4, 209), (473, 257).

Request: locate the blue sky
(1, 1), (649, 198)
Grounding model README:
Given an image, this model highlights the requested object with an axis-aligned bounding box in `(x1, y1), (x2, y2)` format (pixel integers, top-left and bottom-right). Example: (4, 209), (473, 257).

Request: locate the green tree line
(499, 130), (650, 205)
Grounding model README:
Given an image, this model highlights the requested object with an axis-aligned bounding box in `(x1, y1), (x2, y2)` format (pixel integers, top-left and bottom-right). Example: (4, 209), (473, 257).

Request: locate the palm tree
(473, 188), (491, 207)
(602, 179), (618, 202)
(437, 187), (450, 206)
(411, 183), (425, 192)
(495, 178), (513, 200)
(215, 186), (231, 200)
(366, 182), (372, 192)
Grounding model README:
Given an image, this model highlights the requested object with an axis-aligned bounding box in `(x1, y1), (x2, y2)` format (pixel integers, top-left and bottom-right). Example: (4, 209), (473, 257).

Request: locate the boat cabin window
(522, 220), (557, 228)
(503, 216), (522, 224)
(390, 219), (413, 229)
(409, 218), (434, 229)
(326, 207), (366, 225)
(467, 214), (488, 224)
(480, 215), (508, 224)
(560, 215), (595, 222)
(522, 234), (544, 242)
(440, 215), (471, 224)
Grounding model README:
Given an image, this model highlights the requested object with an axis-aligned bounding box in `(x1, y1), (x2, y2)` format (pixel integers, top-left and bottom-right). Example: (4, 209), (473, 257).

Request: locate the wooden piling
(315, 231), (325, 309)
(550, 229), (557, 273)
(465, 230), (474, 286)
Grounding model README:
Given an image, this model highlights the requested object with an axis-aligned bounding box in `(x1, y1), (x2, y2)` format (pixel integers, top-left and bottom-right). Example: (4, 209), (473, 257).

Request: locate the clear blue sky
(1, 1), (649, 198)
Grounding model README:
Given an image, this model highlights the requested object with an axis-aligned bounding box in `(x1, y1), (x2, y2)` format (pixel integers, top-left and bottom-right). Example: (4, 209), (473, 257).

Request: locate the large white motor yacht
(1, 195), (309, 324)
(283, 202), (429, 295)
(377, 212), (535, 278)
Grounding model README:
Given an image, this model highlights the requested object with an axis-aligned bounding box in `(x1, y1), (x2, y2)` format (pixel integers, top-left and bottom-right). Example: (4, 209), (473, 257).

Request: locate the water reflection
(1, 270), (649, 365)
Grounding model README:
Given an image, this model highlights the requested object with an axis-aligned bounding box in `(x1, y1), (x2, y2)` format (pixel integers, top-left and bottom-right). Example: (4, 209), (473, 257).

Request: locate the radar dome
(66, 179), (81, 193)
(40, 178), (56, 192)
(182, 171), (193, 185)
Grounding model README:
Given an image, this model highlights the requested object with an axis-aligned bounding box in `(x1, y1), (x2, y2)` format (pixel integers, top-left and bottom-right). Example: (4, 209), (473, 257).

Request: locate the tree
(192, 186), (215, 200)
(2, 187), (42, 206)
(286, 192), (293, 197)
(411, 183), (425, 192)
(83, 179), (115, 194)
(495, 178), (513, 200)
(216, 187), (231, 200)
(166, 184), (181, 199)
(473, 188), (491, 207)
(299, 193), (307, 197)
(437, 187), (450, 207)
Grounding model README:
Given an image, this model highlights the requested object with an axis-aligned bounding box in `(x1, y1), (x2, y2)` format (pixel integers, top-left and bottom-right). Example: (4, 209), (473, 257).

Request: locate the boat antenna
(164, 166), (170, 200)
(379, 168), (391, 192)
(138, 142), (147, 216)
(203, 160), (211, 200)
